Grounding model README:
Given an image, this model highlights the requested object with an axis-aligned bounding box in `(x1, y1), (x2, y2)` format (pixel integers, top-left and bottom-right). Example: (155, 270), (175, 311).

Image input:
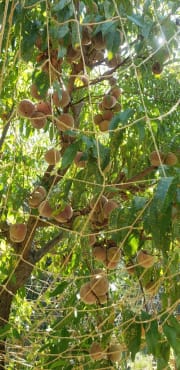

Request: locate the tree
(0, 0), (180, 369)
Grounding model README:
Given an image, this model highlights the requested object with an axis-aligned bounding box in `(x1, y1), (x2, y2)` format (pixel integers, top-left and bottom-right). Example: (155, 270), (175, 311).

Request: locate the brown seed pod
(35, 35), (43, 50)
(90, 195), (108, 212)
(105, 260), (119, 270)
(78, 75), (89, 87)
(171, 204), (179, 221)
(137, 250), (155, 268)
(99, 120), (110, 132)
(107, 344), (121, 362)
(52, 91), (61, 107)
(94, 113), (103, 125)
(38, 200), (53, 218)
(29, 192), (44, 208)
(102, 95), (117, 109)
(54, 204), (73, 223)
(10, 223), (27, 243)
(89, 234), (97, 246)
(53, 89), (70, 108)
(92, 246), (106, 262)
(92, 211), (106, 224)
(102, 160), (112, 175)
(74, 151), (87, 168)
(106, 55), (121, 68)
(149, 150), (165, 166)
(109, 77), (117, 86)
(89, 342), (104, 360)
(91, 49), (104, 62)
(35, 101), (52, 116)
(30, 111), (46, 129)
(152, 62), (163, 75)
(56, 113), (74, 132)
(125, 263), (135, 275)
(103, 200), (118, 218)
(81, 26), (92, 45)
(90, 271), (109, 297)
(17, 99), (35, 118)
(35, 186), (47, 198)
(30, 84), (42, 100)
(141, 325), (146, 338)
(98, 102), (104, 111)
(164, 152), (178, 166)
(102, 110), (114, 121)
(80, 282), (97, 304)
(144, 280), (159, 296)
(107, 246), (121, 263)
(87, 1), (98, 13)
(66, 46), (81, 63)
(29, 186), (47, 208)
(110, 86), (121, 99)
(44, 148), (61, 165)
(112, 102), (121, 112)
(93, 33), (106, 50)
(98, 294), (107, 304)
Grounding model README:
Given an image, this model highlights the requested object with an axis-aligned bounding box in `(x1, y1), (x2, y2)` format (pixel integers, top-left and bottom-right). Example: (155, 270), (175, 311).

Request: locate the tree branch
(116, 166), (156, 190)
(33, 232), (63, 263)
(0, 107), (15, 151)
(75, 56), (131, 89)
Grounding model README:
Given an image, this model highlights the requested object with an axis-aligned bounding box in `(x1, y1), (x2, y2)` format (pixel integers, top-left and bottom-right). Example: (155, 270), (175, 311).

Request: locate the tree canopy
(0, 0), (180, 369)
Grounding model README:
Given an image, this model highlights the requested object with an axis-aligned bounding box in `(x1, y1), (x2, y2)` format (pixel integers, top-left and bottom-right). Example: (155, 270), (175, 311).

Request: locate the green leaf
(32, 70), (49, 98)
(146, 321), (160, 357)
(24, 0), (39, 5)
(58, 45), (67, 58)
(12, 328), (21, 339)
(61, 141), (80, 169)
(53, 81), (62, 100)
(142, 21), (153, 38)
(153, 177), (176, 206)
(127, 14), (144, 27)
(49, 359), (66, 369)
(141, 312), (160, 357)
(53, 0), (71, 11)
(123, 310), (141, 361)
(103, 0), (115, 18)
(117, 0), (133, 14)
(0, 324), (11, 338)
(144, 177), (178, 247)
(132, 196), (147, 211)
(109, 108), (134, 132)
(52, 311), (73, 330)
(50, 24), (69, 41)
(157, 341), (170, 370)
(49, 281), (69, 297)
(58, 24), (69, 38)
(71, 22), (80, 48)
(98, 143), (110, 170)
(106, 30), (121, 54)
(100, 21), (117, 37)
(162, 316), (180, 357)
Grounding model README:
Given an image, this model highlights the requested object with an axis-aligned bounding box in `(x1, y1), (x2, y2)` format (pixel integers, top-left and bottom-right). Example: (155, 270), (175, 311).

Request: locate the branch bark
(0, 108), (15, 151)
(33, 232), (63, 262)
